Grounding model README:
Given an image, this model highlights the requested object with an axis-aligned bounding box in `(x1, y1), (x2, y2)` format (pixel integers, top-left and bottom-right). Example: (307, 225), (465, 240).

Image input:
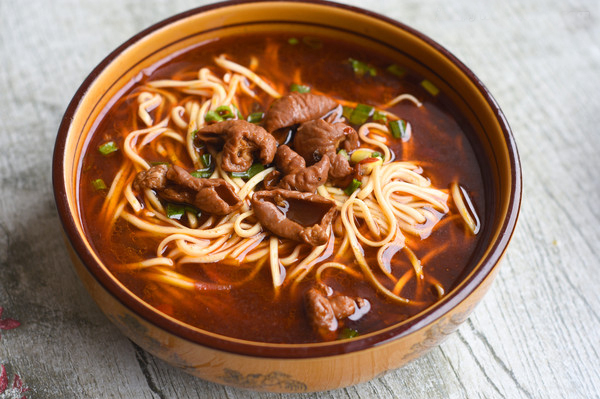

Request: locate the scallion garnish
(348, 58), (377, 77)
(288, 37), (299, 45)
(231, 163), (265, 179)
(98, 141), (118, 156)
(421, 79), (440, 96)
(339, 328), (359, 339)
(290, 83), (311, 93)
(389, 119), (408, 139)
(344, 179), (362, 196)
(91, 178), (107, 191)
(342, 106), (354, 120)
(386, 64), (406, 78)
(247, 112), (264, 124)
(372, 110), (387, 124)
(337, 149), (349, 160)
(150, 161), (170, 166)
(349, 104), (374, 125)
(190, 129), (198, 140)
(215, 105), (235, 119)
(372, 151), (383, 159)
(191, 169), (213, 179)
(166, 203), (185, 220)
(201, 153), (212, 169)
(205, 110), (224, 123)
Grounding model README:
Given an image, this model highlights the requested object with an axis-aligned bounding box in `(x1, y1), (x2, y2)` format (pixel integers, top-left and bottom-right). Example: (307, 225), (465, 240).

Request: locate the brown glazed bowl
(53, 0), (521, 393)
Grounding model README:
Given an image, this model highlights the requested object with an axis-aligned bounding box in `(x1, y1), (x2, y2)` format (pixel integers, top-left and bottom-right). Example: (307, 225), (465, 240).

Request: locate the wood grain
(0, 0), (598, 397)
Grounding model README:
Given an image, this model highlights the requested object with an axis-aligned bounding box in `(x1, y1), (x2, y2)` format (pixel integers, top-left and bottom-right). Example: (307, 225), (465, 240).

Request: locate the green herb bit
(166, 203), (185, 220)
(372, 151), (383, 159)
(190, 129), (198, 140)
(215, 105), (235, 120)
(231, 104), (243, 119)
(98, 141), (118, 156)
(302, 36), (323, 49)
(372, 110), (388, 124)
(231, 163), (265, 179)
(389, 119), (408, 139)
(150, 161), (170, 166)
(205, 110), (224, 123)
(344, 179), (362, 196)
(339, 328), (359, 339)
(91, 178), (107, 191)
(342, 106), (354, 120)
(288, 37), (299, 45)
(201, 153), (212, 169)
(349, 104), (374, 125)
(247, 112), (264, 124)
(337, 149), (349, 160)
(421, 79), (440, 96)
(290, 83), (311, 93)
(386, 64), (406, 78)
(191, 169), (213, 179)
(348, 58), (377, 77)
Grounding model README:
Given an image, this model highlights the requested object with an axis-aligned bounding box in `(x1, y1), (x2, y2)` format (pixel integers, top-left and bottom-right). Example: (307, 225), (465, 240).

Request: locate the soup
(79, 32), (485, 343)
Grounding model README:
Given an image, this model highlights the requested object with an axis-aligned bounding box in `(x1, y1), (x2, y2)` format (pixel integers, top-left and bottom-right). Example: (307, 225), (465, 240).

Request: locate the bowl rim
(52, 0), (522, 359)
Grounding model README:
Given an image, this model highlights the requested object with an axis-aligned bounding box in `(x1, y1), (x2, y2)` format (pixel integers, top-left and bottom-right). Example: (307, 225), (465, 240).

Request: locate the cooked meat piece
(274, 144), (306, 174)
(134, 165), (242, 215)
(293, 119), (359, 185)
(304, 284), (362, 340)
(251, 189), (336, 246)
(305, 287), (338, 336)
(267, 145), (330, 192)
(133, 164), (168, 191)
(263, 92), (338, 133)
(195, 120), (277, 172)
(294, 119), (359, 163)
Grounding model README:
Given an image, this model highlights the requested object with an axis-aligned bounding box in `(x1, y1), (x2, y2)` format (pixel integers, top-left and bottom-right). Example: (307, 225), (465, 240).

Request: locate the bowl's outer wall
(54, 0), (521, 392)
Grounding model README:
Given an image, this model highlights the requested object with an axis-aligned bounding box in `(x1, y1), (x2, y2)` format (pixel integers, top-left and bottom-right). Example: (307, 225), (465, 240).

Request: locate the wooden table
(1, 0), (598, 397)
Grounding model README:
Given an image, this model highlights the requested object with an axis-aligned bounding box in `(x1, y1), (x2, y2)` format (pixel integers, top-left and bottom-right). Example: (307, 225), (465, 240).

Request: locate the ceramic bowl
(53, 0), (521, 392)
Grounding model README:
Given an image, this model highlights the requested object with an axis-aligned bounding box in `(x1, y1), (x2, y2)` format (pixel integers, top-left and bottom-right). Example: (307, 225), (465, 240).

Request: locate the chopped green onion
(348, 58), (377, 77)
(201, 153), (212, 169)
(389, 119), (408, 139)
(386, 64), (406, 78)
(372, 151), (383, 159)
(337, 149), (349, 160)
(349, 104), (374, 125)
(344, 179), (362, 196)
(290, 83), (311, 93)
(166, 203), (185, 220)
(247, 112), (264, 124)
(190, 129), (198, 140)
(231, 104), (243, 119)
(302, 36), (322, 49)
(288, 37), (299, 45)
(205, 110), (224, 123)
(231, 163), (265, 179)
(372, 110), (388, 124)
(339, 328), (359, 339)
(191, 169), (213, 178)
(150, 161), (170, 166)
(215, 105), (235, 119)
(421, 79), (440, 96)
(91, 178), (107, 191)
(342, 106), (354, 120)
(98, 141), (118, 156)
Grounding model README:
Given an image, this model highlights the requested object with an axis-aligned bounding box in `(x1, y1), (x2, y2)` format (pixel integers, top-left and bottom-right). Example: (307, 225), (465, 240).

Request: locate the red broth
(78, 32), (487, 343)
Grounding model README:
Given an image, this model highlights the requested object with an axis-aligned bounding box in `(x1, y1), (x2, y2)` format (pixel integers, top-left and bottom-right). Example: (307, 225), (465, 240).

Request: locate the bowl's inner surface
(57, 2), (518, 356)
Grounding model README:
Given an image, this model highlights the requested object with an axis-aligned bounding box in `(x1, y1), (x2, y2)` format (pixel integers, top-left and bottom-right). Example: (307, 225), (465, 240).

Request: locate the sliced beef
(251, 189), (335, 246)
(264, 145), (330, 192)
(134, 165), (242, 215)
(293, 119), (359, 185)
(195, 120), (277, 172)
(304, 283), (362, 340)
(263, 92), (338, 133)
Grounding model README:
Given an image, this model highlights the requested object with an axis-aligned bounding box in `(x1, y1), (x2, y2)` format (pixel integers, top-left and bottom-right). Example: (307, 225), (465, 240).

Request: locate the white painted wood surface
(1, 0), (599, 397)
